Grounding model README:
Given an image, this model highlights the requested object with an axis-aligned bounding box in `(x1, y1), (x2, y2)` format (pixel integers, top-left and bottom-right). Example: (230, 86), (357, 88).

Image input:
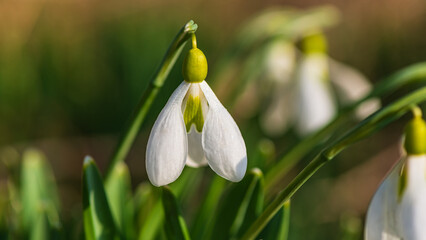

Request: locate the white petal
(329, 58), (371, 104)
(199, 81), (247, 182)
(260, 86), (294, 136)
(295, 54), (336, 136)
(365, 155), (426, 239)
(328, 58), (381, 119)
(146, 82), (190, 186)
(399, 155), (426, 239)
(265, 39), (296, 84)
(365, 160), (402, 239)
(186, 125), (208, 167)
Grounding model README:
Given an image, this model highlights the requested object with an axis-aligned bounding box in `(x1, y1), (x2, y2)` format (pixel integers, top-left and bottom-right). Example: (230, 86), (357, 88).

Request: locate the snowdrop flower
(260, 32), (335, 136)
(365, 109), (426, 239)
(260, 40), (297, 134)
(146, 34), (247, 187)
(294, 34), (336, 136)
(260, 32), (379, 136)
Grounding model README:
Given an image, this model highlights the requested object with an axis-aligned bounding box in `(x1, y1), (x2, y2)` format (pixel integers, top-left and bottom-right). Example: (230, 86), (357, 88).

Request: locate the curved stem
(104, 20), (198, 180)
(241, 86), (426, 240)
(191, 33), (197, 49)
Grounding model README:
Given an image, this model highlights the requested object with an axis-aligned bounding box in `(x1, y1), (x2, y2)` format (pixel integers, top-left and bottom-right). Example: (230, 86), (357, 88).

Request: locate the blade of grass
(82, 156), (116, 240)
(234, 169), (265, 239)
(137, 168), (201, 240)
(30, 212), (48, 240)
(105, 162), (134, 240)
(105, 20), (198, 179)
(137, 187), (163, 240)
(21, 149), (60, 234)
(241, 86), (426, 239)
(206, 169), (264, 240)
(190, 176), (227, 239)
(258, 200), (291, 240)
(162, 187), (191, 240)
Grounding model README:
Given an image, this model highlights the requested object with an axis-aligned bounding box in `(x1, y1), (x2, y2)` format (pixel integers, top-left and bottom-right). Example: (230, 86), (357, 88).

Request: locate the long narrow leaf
(207, 169), (264, 240)
(137, 168), (200, 240)
(161, 187), (190, 240)
(82, 156), (116, 240)
(21, 149), (60, 236)
(190, 176), (226, 239)
(258, 200), (291, 240)
(105, 162), (134, 239)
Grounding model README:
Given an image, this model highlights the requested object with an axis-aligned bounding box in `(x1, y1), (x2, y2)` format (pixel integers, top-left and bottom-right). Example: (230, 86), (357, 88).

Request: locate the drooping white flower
(259, 33), (380, 136)
(294, 52), (336, 135)
(260, 39), (297, 135)
(146, 40), (247, 187)
(365, 113), (426, 239)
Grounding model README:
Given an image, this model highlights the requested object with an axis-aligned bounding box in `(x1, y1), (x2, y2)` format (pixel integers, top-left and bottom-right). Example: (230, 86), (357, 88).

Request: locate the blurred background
(1, 0), (426, 239)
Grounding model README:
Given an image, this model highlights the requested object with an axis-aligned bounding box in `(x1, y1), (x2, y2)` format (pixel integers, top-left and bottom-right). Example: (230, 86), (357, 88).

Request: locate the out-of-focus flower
(294, 33), (336, 135)
(365, 109), (426, 239)
(146, 36), (247, 187)
(260, 32), (380, 136)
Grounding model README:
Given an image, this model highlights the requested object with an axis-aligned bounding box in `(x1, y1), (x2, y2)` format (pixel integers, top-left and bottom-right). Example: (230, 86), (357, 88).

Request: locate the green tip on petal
(397, 164), (408, 201)
(184, 94), (205, 132)
(404, 109), (426, 155)
(301, 31), (327, 54)
(183, 48), (208, 83)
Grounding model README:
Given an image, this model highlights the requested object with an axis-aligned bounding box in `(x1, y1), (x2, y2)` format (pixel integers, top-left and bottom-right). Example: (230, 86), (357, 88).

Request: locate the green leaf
(161, 187), (190, 240)
(190, 176), (226, 239)
(207, 169), (264, 240)
(30, 211), (48, 240)
(133, 182), (152, 230)
(21, 149), (61, 233)
(137, 187), (163, 240)
(259, 200), (291, 240)
(82, 156), (117, 240)
(105, 162), (134, 239)
(137, 168), (201, 240)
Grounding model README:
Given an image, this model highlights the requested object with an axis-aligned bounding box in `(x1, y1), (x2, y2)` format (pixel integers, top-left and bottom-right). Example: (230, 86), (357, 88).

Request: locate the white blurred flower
(260, 34), (380, 136)
(260, 39), (297, 134)
(146, 44), (247, 187)
(294, 52), (336, 135)
(365, 114), (426, 239)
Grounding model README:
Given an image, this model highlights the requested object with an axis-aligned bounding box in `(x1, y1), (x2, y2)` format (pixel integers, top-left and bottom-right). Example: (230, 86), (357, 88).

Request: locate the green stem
(104, 20), (198, 179)
(264, 62), (426, 193)
(264, 114), (347, 194)
(241, 86), (426, 240)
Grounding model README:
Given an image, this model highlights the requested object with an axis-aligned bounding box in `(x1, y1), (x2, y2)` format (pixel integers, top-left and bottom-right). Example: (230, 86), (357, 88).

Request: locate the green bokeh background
(1, 0), (426, 239)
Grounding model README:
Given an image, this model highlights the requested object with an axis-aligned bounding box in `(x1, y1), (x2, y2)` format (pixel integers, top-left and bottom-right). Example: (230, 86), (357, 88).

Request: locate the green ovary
(184, 95), (205, 132)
